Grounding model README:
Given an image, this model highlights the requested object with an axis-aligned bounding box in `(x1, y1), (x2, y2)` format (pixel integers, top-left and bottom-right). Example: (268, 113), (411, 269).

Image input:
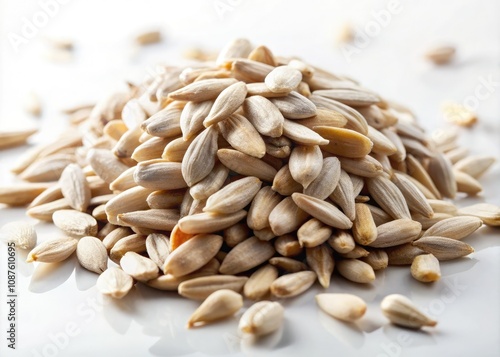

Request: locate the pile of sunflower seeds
(1, 38), (499, 333)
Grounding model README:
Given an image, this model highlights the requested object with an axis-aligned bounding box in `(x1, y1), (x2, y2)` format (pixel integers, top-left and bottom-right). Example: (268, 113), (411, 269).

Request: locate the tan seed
(0, 221), (37, 249)
(412, 236), (474, 261)
(316, 294), (367, 322)
(239, 301), (284, 336)
(26, 236), (78, 263)
(220, 236), (275, 275)
(244, 264), (279, 301)
(187, 289), (243, 328)
(411, 254), (441, 283)
(59, 164), (91, 211)
(336, 259), (375, 284)
(178, 275), (248, 300)
(381, 294), (437, 328)
(96, 267), (134, 299)
(52, 210), (98, 237)
(270, 271), (317, 298)
(120, 251), (159, 282)
(76, 236), (107, 274)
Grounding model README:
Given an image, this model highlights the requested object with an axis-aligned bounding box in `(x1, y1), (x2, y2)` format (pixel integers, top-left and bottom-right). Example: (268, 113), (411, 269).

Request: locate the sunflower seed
(410, 254), (440, 283)
(369, 219), (422, 248)
(412, 236), (474, 260)
(0, 128), (37, 149)
(239, 301), (284, 336)
(248, 45), (276, 66)
(76, 236), (107, 274)
(406, 155), (442, 199)
(366, 176), (411, 220)
(217, 38), (253, 66)
(120, 251), (159, 281)
(427, 152), (457, 199)
(109, 234), (146, 263)
(52, 210), (98, 237)
(178, 275), (248, 300)
(232, 59), (274, 83)
(274, 234), (303, 257)
(117, 209), (179, 231)
(386, 243), (425, 265)
(218, 113), (266, 158)
(316, 293), (367, 322)
(243, 95), (284, 137)
(270, 270), (317, 298)
(297, 218), (333, 248)
(271, 164), (303, 196)
(168, 78), (238, 102)
(247, 186), (282, 230)
(0, 221), (37, 249)
(361, 249), (388, 270)
(27, 198), (71, 221)
(269, 197), (310, 236)
(96, 267), (134, 299)
(423, 216), (482, 240)
(26, 236), (78, 263)
(20, 154), (75, 182)
(181, 126), (218, 186)
(306, 244), (334, 288)
(135, 30), (161, 45)
(457, 203), (500, 226)
(454, 170), (483, 195)
(392, 172), (434, 218)
(265, 66), (302, 93)
(289, 145), (323, 189)
(292, 193), (352, 229)
(381, 294), (437, 328)
(352, 203), (377, 245)
(412, 212), (454, 230)
(453, 155), (495, 179)
(336, 259), (375, 284)
(338, 156), (383, 178)
(217, 149), (277, 181)
(105, 186), (153, 225)
(204, 81), (247, 126)
(425, 45), (455, 65)
(243, 264), (278, 300)
(178, 210), (247, 234)
(163, 234), (222, 277)
(187, 289), (243, 328)
(87, 149), (129, 184)
(271, 91), (317, 119)
(219, 236), (275, 275)
(269, 257), (307, 273)
(59, 164), (91, 211)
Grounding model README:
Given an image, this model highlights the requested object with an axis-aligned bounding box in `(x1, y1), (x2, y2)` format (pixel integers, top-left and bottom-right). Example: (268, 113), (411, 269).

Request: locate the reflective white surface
(1, 1), (499, 356)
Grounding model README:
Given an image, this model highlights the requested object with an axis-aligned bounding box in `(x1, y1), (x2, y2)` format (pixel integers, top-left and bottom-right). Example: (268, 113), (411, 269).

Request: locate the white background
(0, 0), (499, 356)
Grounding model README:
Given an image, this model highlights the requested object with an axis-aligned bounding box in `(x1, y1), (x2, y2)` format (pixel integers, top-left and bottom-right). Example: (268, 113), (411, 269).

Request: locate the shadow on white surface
(16, 248), (35, 276)
(74, 261), (99, 291)
(382, 324), (438, 348)
(317, 309), (365, 349)
(28, 254), (76, 293)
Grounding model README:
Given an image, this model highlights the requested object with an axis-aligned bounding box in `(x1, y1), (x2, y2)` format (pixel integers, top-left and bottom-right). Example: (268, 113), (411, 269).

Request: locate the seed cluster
(0, 38), (499, 336)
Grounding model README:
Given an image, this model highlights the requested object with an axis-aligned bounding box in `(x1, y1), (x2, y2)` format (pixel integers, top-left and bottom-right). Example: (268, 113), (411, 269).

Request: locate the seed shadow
(317, 309), (365, 349)
(382, 324), (437, 348)
(240, 323), (290, 354)
(101, 289), (137, 335)
(28, 255), (76, 293)
(440, 257), (478, 277)
(16, 248), (35, 277)
(74, 262), (99, 291)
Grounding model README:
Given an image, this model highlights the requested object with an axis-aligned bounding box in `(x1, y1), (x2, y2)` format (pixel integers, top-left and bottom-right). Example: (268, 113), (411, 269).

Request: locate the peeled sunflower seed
(219, 236), (275, 275)
(0, 221), (37, 249)
(336, 259), (375, 284)
(52, 210), (98, 237)
(96, 267), (134, 299)
(204, 176), (262, 214)
(412, 236), (474, 261)
(178, 275), (248, 300)
(243, 264), (279, 301)
(316, 293), (367, 322)
(239, 301), (284, 336)
(120, 251), (159, 282)
(76, 236), (108, 274)
(457, 203), (500, 226)
(59, 164), (91, 211)
(410, 254), (441, 283)
(270, 270), (317, 298)
(381, 294), (437, 329)
(187, 289), (243, 328)
(26, 236), (78, 263)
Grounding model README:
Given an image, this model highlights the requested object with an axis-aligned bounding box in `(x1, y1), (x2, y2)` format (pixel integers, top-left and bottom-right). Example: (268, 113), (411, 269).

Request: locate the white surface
(1, 1), (500, 356)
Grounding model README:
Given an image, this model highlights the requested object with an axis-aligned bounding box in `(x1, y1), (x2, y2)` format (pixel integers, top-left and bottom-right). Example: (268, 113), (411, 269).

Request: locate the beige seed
(20, 154), (75, 182)
(315, 127), (373, 158)
(329, 170), (356, 221)
(239, 301), (284, 336)
(216, 38), (253, 66)
(386, 243), (425, 265)
(134, 160), (187, 190)
(406, 155), (442, 199)
(232, 59), (274, 83)
(264, 136), (292, 159)
(168, 78), (238, 102)
(179, 100), (213, 141)
(163, 234), (222, 277)
(109, 234), (146, 263)
(117, 209), (179, 231)
(102, 227), (133, 251)
(366, 176), (411, 220)
(412, 212), (454, 230)
(146, 189), (185, 209)
(270, 271), (317, 298)
(454, 170), (482, 195)
(458, 203), (500, 226)
(283, 119), (329, 146)
(315, 294), (367, 322)
(146, 233), (170, 270)
(218, 113), (266, 158)
(271, 164), (302, 196)
(338, 156), (383, 178)
(178, 210), (247, 234)
(269, 257), (308, 273)
(361, 249), (388, 270)
(274, 235), (303, 257)
(187, 289), (243, 328)
(411, 254), (441, 283)
(352, 203), (377, 245)
(204, 81), (247, 126)
(297, 218), (333, 248)
(270, 91), (317, 119)
(427, 199), (458, 215)
(120, 251), (159, 282)
(27, 198), (71, 221)
(220, 236), (275, 275)
(425, 45), (455, 65)
(248, 45), (276, 66)
(427, 152), (457, 199)
(135, 30), (162, 45)
(304, 157), (341, 199)
(0, 128), (37, 149)
(392, 172), (434, 218)
(52, 210), (98, 237)
(178, 275), (248, 300)
(306, 244), (334, 288)
(190, 162), (229, 201)
(289, 145), (323, 189)
(26, 236), (78, 263)
(243, 96), (284, 137)
(247, 186), (282, 230)
(204, 176), (261, 214)
(181, 126), (218, 186)
(96, 267), (134, 299)
(336, 259), (375, 283)
(269, 197), (310, 236)
(453, 155), (495, 179)
(246, 82), (287, 97)
(105, 186), (153, 225)
(223, 223), (249, 247)
(296, 107), (347, 129)
(76, 236), (107, 274)
(381, 294), (437, 328)
(412, 236), (474, 261)
(328, 230), (355, 254)
(217, 149), (277, 182)
(369, 219), (422, 248)
(423, 216), (482, 240)
(0, 179), (54, 204)
(292, 193), (352, 229)
(0, 221), (37, 249)
(265, 66), (302, 93)
(87, 149), (129, 184)
(59, 164), (91, 211)
(244, 264), (279, 301)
